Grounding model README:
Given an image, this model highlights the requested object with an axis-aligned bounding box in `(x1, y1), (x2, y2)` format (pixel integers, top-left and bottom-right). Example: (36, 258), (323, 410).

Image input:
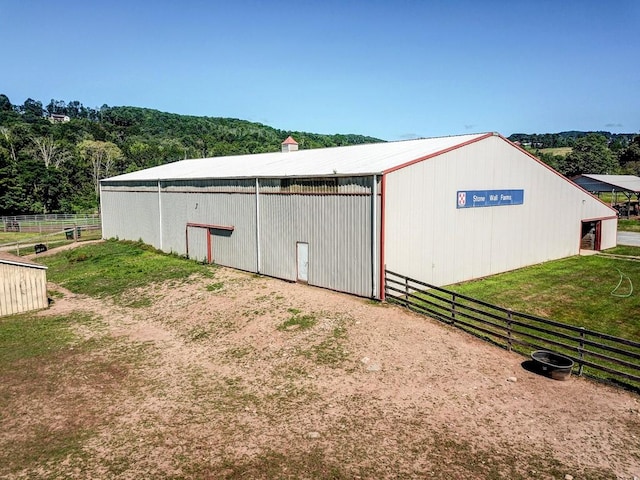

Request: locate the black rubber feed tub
(531, 350), (575, 381)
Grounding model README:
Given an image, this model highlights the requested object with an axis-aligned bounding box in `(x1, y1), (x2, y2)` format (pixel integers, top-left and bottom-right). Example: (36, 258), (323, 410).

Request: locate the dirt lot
(3, 266), (640, 479)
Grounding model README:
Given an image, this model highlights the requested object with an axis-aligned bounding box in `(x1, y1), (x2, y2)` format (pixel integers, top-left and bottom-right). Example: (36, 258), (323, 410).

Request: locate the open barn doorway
(580, 220), (601, 250)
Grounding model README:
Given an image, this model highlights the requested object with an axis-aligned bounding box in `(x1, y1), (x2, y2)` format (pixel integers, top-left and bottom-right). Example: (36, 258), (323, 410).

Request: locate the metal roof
(571, 174), (640, 193)
(103, 133), (492, 182)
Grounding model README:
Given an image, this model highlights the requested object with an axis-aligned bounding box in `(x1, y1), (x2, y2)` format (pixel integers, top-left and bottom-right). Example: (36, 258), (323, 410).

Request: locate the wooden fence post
(578, 327), (585, 376)
(507, 310), (513, 351)
(404, 276), (409, 302)
(451, 293), (456, 325)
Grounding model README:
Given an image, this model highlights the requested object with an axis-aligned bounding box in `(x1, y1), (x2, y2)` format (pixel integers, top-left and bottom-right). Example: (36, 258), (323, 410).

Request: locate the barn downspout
(255, 177), (261, 273)
(371, 174), (378, 299)
(157, 180), (163, 250)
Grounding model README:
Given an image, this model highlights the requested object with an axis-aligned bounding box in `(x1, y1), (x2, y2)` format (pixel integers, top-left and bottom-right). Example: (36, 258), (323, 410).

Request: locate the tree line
(1, 93), (638, 216)
(0, 95), (381, 215)
(507, 132), (640, 178)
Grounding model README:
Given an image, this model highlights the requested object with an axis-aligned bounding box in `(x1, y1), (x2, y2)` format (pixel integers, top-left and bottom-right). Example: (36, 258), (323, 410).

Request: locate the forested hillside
(1, 93), (638, 216)
(0, 94), (381, 215)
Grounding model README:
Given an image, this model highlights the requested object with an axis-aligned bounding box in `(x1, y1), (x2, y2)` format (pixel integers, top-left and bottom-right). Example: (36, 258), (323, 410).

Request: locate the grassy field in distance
(539, 147), (572, 156)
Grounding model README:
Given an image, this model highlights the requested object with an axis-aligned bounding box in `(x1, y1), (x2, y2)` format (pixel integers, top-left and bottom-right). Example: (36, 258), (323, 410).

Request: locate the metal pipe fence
(0, 225), (103, 256)
(385, 269), (640, 391)
(0, 214), (101, 233)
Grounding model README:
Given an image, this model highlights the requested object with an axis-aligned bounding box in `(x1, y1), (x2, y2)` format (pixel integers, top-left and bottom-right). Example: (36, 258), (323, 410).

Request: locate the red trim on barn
(497, 135), (618, 215)
(185, 223), (235, 264)
(186, 222), (234, 231)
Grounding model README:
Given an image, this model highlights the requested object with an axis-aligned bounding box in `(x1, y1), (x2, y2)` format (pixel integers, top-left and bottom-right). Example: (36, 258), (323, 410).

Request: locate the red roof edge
(382, 132), (494, 175)
(496, 134), (618, 215)
(282, 136), (298, 145)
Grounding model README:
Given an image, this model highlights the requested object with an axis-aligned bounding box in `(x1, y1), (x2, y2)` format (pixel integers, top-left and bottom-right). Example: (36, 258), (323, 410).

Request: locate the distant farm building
(0, 253), (48, 316)
(571, 174), (640, 218)
(48, 114), (70, 123)
(100, 133), (617, 299)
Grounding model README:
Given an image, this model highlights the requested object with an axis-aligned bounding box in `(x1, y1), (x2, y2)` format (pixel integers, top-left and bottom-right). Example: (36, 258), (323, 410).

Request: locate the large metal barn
(100, 133), (617, 299)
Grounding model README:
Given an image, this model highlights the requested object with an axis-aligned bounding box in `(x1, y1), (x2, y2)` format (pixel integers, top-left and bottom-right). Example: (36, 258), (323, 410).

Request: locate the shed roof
(103, 133), (492, 182)
(0, 252), (48, 270)
(571, 174), (640, 193)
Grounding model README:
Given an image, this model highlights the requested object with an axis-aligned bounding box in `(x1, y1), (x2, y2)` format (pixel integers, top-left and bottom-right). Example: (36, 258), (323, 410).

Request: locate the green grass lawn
(618, 219), (640, 232)
(447, 248), (640, 339)
(0, 231), (45, 244)
(40, 239), (216, 303)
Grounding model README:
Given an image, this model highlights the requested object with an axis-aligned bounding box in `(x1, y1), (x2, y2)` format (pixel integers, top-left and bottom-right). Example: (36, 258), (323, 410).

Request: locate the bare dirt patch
(3, 267), (639, 479)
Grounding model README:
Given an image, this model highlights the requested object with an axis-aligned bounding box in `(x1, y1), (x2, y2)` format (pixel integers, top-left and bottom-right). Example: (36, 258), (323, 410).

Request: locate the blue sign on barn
(457, 189), (524, 209)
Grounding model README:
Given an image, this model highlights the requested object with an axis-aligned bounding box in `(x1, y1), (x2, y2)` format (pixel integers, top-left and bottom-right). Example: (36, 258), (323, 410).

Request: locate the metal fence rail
(385, 269), (640, 390)
(0, 214), (101, 233)
(0, 225), (103, 255)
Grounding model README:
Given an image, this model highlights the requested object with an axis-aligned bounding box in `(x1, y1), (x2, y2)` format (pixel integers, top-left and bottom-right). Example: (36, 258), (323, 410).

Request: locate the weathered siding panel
(101, 189), (161, 247)
(0, 263), (48, 317)
(161, 190), (257, 271)
(260, 194), (373, 297)
(384, 135), (616, 287)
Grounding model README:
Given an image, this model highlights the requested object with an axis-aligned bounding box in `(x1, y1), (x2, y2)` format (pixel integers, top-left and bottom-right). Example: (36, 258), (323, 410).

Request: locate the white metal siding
(600, 218), (617, 249)
(101, 190), (161, 247)
(161, 190), (257, 271)
(260, 194), (373, 297)
(0, 263), (48, 317)
(384, 135), (616, 286)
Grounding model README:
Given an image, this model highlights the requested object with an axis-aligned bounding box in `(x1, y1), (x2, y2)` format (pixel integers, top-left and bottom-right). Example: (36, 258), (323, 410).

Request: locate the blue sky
(1, 0), (638, 141)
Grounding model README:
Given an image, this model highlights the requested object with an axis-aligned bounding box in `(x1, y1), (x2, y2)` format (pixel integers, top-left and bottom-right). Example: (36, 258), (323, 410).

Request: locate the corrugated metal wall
(101, 188), (161, 247)
(101, 177), (377, 297)
(0, 263), (48, 317)
(260, 194), (373, 297)
(384, 135), (617, 287)
(161, 188), (257, 271)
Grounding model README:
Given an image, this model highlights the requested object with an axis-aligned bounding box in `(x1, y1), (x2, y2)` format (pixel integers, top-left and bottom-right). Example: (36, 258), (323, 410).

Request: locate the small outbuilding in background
(0, 252), (48, 317)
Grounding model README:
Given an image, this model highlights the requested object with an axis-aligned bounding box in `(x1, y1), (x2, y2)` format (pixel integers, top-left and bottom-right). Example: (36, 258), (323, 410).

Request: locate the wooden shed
(0, 252), (48, 317)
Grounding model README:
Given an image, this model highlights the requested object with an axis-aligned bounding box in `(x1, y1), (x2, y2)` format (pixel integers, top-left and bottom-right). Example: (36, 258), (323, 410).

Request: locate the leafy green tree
(20, 98), (44, 122)
(557, 133), (619, 177)
(619, 135), (640, 176)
